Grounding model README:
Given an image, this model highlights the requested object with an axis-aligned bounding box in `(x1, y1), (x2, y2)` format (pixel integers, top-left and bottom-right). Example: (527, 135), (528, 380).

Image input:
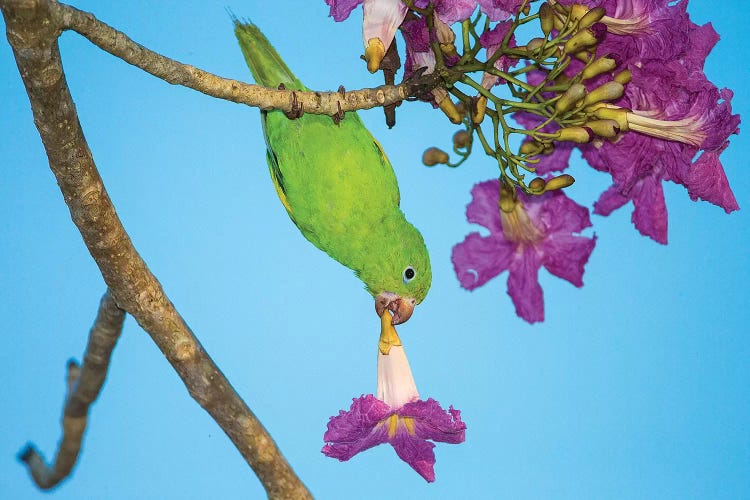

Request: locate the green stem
(473, 123), (497, 158)
(483, 67), (535, 92)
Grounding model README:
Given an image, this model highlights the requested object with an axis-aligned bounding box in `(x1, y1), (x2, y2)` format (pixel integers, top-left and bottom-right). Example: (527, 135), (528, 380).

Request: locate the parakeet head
(358, 215), (431, 325)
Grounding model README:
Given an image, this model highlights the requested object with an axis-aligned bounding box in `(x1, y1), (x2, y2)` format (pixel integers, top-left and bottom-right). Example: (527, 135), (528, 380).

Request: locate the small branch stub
(18, 291), (125, 490)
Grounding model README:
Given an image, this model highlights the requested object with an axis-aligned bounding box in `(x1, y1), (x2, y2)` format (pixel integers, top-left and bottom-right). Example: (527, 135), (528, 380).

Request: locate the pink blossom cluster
(524, 0), (739, 245)
(325, 0), (739, 324)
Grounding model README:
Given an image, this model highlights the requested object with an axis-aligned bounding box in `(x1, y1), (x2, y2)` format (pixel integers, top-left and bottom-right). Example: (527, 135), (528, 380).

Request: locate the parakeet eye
(403, 266), (416, 283)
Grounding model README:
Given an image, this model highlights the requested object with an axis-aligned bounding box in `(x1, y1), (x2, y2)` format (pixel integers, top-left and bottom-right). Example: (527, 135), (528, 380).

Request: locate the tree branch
(2, 0), (312, 497)
(18, 290), (125, 490)
(47, 0), (440, 116)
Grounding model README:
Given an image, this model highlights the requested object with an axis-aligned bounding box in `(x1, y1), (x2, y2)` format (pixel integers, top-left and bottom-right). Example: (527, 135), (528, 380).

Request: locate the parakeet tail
(234, 20), (306, 91)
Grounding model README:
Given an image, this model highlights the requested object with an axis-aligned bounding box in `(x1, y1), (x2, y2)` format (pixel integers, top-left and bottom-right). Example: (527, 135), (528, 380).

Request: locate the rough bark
(52, 0), (439, 117)
(2, 0), (312, 497)
(19, 291), (125, 490)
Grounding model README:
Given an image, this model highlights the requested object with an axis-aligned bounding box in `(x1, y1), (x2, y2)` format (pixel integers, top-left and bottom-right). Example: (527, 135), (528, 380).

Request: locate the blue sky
(1, 1), (748, 498)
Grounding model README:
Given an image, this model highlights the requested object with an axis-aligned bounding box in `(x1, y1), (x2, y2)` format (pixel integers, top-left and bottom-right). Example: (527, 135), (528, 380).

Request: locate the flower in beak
(322, 312), (465, 482)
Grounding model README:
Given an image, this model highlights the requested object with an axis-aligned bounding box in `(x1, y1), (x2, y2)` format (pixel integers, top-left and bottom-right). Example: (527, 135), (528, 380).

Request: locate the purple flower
(477, 21), (518, 88)
(580, 62), (739, 242)
(323, 317), (465, 482)
(323, 394), (465, 482)
(537, 2), (740, 243)
(325, 0), (363, 21)
(421, 0), (523, 22)
(477, 0), (525, 21)
(401, 16), (434, 80)
(400, 14), (462, 82)
(594, 176), (669, 244)
(432, 0), (478, 24)
(554, 0), (719, 70)
(591, 0), (716, 71)
(452, 180), (596, 323)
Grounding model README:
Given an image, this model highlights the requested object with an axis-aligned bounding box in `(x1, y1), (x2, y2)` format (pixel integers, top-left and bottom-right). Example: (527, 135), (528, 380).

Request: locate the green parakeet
(235, 22), (431, 324)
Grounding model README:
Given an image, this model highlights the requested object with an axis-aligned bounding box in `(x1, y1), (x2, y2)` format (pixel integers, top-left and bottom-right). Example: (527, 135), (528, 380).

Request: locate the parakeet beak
(375, 292), (417, 325)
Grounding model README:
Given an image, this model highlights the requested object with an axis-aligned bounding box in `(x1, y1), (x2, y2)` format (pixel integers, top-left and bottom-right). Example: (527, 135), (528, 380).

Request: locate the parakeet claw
(375, 292), (416, 325)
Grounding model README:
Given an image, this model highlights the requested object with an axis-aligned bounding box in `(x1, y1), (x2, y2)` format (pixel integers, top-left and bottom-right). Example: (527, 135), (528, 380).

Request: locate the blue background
(1, 1), (747, 498)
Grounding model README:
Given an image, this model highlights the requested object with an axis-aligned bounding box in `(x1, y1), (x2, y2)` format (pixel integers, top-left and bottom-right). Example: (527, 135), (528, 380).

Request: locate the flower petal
(451, 232), (514, 290)
(325, 0), (363, 21)
(535, 191), (593, 235)
(507, 248), (544, 323)
(401, 17), (431, 80)
(435, 0), (477, 24)
(594, 184), (630, 216)
(478, 0), (521, 21)
(684, 145), (739, 213)
(541, 233), (597, 287)
(466, 179), (504, 233)
(377, 346), (420, 409)
(390, 427), (437, 482)
(631, 175), (668, 245)
(363, 0), (408, 52)
(400, 399), (466, 444)
(322, 394), (392, 461)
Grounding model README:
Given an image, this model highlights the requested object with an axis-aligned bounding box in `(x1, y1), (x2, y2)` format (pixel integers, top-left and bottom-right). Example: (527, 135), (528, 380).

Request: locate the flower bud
(498, 184), (517, 213)
(563, 23), (607, 54)
(439, 98), (462, 124)
(433, 88), (463, 124)
(544, 174), (575, 191)
(591, 106), (630, 132)
(422, 147), (449, 166)
(572, 51), (595, 64)
(539, 3), (554, 36)
(581, 57), (617, 80)
(519, 140), (545, 156)
(472, 95), (488, 125)
(436, 19), (458, 57)
(582, 81), (624, 107)
(528, 177), (546, 193)
(583, 119), (620, 138)
(614, 69), (632, 85)
(526, 37), (545, 52)
(578, 7), (606, 29)
(555, 126), (594, 143)
(453, 130), (470, 148)
(440, 43), (458, 56)
(569, 4), (590, 22)
(455, 101), (468, 120)
(554, 72), (572, 86)
(555, 83), (587, 113)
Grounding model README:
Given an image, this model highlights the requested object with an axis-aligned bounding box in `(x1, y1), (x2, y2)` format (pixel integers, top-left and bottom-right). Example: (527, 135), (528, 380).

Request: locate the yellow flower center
(385, 414), (416, 438)
(500, 201), (543, 245)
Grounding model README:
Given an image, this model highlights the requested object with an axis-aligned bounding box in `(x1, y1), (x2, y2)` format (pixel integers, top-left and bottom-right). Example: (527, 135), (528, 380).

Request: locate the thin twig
(1, 0), (312, 497)
(18, 291), (125, 490)
(50, 1), (440, 116)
